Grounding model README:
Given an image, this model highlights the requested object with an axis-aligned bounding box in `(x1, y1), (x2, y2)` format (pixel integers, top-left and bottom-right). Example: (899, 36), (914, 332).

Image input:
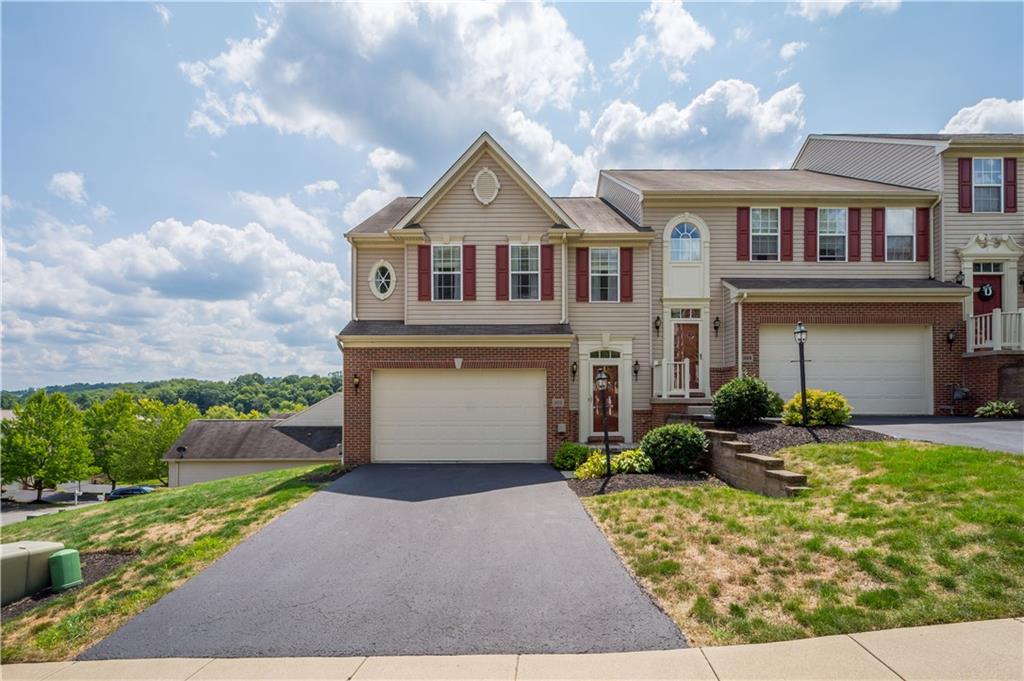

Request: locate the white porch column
(992, 308), (1003, 350)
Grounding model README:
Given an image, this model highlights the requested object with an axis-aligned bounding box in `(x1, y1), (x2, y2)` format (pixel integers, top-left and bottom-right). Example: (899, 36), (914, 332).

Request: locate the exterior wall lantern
(946, 328), (958, 349)
(352, 373), (361, 391)
(793, 321), (809, 427)
(594, 367), (612, 477)
(1019, 272), (1024, 291)
(954, 271), (965, 285)
(713, 316), (721, 336)
(653, 315), (662, 337)
(632, 360), (640, 380)
(571, 361), (578, 382)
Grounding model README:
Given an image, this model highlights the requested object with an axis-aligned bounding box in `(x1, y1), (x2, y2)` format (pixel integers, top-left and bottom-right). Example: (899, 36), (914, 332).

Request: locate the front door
(673, 322), (700, 393)
(973, 275), (1002, 315)
(592, 365), (619, 433)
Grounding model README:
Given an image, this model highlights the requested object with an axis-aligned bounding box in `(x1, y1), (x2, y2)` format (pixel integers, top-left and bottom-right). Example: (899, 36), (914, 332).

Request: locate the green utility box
(48, 549), (83, 592)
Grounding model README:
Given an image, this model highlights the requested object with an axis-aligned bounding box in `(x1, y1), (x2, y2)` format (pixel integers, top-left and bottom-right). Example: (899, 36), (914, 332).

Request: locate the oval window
(370, 261), (396, 300)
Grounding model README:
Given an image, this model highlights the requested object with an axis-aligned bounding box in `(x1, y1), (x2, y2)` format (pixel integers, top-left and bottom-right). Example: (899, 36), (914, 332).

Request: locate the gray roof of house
(723, 277), (968, 291)
(164, 420), (341, 462)
(824, 133), (1024, 144)
(602, 169), (935, 194)
(339, 320), (574, 336)
(348, 197), (419, 234)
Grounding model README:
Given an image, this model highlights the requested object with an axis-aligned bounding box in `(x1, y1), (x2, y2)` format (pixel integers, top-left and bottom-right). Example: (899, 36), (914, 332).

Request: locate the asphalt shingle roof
(164, 420), (341, 461)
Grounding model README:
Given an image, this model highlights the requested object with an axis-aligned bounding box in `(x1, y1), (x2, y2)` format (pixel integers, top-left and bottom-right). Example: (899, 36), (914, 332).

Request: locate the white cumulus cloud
(235, 191), (334, 249)
(779, 41), (807, 60)
(48, 171), (88, 204)
(152, 3), (171, 26)
(611, 1), (714, 83)
(789, 0), (899, 21)
(303, 180), (340, 196)
(343, 147), (412, 226)
(941, 97), (1024, 134)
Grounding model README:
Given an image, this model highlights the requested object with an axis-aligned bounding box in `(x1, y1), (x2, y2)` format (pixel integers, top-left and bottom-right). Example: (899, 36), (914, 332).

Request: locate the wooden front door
(973, 275), (1002, 315)
(592, 365), (619, 433)
(673, 322), (700, 392)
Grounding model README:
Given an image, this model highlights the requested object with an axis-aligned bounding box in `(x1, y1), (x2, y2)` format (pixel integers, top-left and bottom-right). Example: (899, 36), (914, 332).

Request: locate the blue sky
(2, 1), (1022, 389)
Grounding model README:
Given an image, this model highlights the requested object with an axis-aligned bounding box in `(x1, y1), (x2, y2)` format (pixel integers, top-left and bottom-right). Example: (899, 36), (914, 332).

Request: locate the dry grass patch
(585, 441), (1024, 646)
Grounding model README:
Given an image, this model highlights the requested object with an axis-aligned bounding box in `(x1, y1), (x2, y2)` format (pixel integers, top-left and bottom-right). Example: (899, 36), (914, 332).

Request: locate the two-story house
(338, 132), (1022, 465)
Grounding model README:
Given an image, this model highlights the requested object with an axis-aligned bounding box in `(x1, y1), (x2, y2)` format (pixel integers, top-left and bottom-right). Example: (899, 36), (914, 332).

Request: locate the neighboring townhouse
(338, 132), (1020, 466)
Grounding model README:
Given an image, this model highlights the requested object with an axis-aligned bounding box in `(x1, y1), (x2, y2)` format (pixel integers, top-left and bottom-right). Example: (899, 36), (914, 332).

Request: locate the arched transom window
(670, 223), (701, 262)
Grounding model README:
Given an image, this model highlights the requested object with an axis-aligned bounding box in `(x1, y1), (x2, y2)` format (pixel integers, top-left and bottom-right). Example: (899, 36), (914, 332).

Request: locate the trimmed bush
(975, 400), (1020, 418)
(554, 442), (593, 470)
(781, 389), (853, 426)
(575, 451), (612, 479)
(612, 448), (654, 474)
(712, 375), (783, 427)
(639, 424), (708, 473)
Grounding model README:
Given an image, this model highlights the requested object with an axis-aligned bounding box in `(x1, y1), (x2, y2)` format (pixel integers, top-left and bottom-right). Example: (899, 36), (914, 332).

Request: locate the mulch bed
(301, 465), (350, 484)
(734, 422), (893, 455)
(568, 472), (724, 497)
(1, 550), (139, 621)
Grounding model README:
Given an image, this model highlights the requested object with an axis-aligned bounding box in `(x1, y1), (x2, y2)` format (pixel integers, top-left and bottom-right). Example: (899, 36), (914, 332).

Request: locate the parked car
(105, 486), (154, 501)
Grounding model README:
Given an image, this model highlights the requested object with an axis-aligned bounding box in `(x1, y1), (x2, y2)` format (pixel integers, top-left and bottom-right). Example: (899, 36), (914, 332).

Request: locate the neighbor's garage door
(759, 325), (932, 415)
(371, 369), (547, 462)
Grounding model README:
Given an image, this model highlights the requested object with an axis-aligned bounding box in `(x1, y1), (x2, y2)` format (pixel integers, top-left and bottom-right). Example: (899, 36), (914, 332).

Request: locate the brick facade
(342, 345), (571, 465)
(961, 352), (1024, 413)
(738, 301), (966, 414)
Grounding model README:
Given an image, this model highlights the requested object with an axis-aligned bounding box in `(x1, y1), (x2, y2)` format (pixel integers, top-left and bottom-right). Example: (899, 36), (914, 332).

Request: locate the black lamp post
(793, 321), (808, 426)
(595, 367), (612, 477)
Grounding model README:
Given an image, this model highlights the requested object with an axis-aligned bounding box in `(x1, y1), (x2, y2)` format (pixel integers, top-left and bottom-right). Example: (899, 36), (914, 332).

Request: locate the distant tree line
(1, 372), (343, 414)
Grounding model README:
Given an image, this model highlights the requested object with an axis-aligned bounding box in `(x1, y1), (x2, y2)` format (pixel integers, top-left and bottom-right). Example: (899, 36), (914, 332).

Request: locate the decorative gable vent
(472, 167), (500, 205)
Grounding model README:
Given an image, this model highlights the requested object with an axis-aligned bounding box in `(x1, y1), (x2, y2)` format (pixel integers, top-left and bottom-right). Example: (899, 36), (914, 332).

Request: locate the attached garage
(759, 324), (933, 415)
(372, 368), (547, 462)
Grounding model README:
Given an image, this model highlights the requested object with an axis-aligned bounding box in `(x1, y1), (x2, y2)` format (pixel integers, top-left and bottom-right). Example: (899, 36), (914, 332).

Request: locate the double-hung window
(885, 208), (915, 262)
(973, 158), (1003, 213)
(818, 208), (847, 262)
(750, 208), (780, 261)
(509, 244), (540, 301)
(431, 244), (462, 301)
(590, 247), (619, 302)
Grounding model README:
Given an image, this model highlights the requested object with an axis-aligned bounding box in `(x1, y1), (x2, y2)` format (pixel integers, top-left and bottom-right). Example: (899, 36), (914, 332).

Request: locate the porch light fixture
(633, 360), (640, 380)
(352, 373), (361, 390)
(713, 316), (721, 336)
(654, 315), (662, 337)
(946, 328), (957, 349)
(571, 361), (578, 382)
(1019, 272), (1024, 290)
(954, 270), (965, 285)
(594, 368), (612, 478)
(176, 446), (187, 459)
(793, 322), (809, 427)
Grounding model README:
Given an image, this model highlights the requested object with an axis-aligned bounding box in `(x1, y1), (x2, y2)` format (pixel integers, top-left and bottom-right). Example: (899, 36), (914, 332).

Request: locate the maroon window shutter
(803, 208), (817, 262)
(1005, 157), (1018, 213)
(540, 244), (554, 301)
(575, 248), (589, 302)
(915, 208), (929, 262)
(495, 244), (509, 301)
(736, 208), (750, 260)
(620, 247), (633, 302)
(871, 208), (886, 261)
(417, 244), (431, 300)
(463, 244), (476, 300)
(780, 208), (793, 261)
(958, 157), (972, 212)
(848, 208), (861, 262)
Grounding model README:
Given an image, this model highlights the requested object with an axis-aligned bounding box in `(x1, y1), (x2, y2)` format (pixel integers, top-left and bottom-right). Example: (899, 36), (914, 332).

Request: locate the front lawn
(585, 441), (1024, 646)
(1, 464), (346, 662)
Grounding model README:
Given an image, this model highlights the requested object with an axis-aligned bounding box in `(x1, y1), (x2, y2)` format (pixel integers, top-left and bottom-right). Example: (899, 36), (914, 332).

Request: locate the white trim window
(431, 244), (462, 301)
(370, 260), (396, 300)
(750, 208), (780, 261)
(973, 158), (1003, 213)
(818, 208), (848, 262)
(590, 247), (620, 302)
(509, 244), (540, 301)
(885, 208), (915, 262)
(670, 223), (701, 262)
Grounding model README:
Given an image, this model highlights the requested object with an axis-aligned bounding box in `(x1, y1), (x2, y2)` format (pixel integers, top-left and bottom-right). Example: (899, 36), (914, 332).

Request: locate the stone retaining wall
(703, 429), (809, 498)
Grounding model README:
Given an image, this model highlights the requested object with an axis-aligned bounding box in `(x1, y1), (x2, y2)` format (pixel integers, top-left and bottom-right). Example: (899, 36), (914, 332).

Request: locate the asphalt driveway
(853, 416), (1024, 454)
(82, 464), (684, 659)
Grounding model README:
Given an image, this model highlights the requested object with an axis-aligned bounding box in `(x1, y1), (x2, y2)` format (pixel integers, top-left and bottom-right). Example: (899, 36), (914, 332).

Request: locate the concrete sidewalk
(4, 618), (1021, 680)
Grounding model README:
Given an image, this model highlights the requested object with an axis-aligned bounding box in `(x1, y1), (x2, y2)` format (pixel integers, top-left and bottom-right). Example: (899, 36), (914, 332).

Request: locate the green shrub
(712, 375), (783, 427)
(781, 389), (853, 426)
(612, 448), (654, 474)
(974, 400), (1020, 418)
(554, 442), (593, 470)
(639, 424), (708, 473)
(575, 451), (613, 479)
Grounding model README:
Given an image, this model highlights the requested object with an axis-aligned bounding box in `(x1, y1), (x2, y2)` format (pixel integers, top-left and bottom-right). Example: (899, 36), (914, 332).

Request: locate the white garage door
(371, 369), (547, 462)
(759, 325), (932, 415)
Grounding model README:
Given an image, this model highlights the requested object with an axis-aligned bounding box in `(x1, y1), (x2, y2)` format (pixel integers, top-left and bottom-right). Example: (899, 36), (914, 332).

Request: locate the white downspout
(560, 237), (567, 324)
(736, 292), (747, 378)
(350, 243), (358, 321)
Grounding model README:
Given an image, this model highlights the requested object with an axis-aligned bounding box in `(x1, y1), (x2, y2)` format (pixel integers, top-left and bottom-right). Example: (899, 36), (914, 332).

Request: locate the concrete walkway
(5, 618), (1021, 680)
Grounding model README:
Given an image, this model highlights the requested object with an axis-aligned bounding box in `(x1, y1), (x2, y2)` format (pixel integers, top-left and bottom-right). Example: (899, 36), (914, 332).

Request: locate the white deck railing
(654, 358), (693, 398)
(968, 309), (1024, 351)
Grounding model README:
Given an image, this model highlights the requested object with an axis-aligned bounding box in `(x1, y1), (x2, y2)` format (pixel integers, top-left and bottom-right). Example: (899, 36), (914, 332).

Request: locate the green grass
(585, 441), (1024, 646)
(1, 464), (346, 662)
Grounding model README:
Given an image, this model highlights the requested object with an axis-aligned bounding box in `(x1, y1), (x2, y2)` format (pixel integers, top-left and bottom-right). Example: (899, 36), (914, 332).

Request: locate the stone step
(766, 469), (808, 486)
(735, 451), (784, 468)
(785, 485), (812, 497)
(722, 440), (752, 453)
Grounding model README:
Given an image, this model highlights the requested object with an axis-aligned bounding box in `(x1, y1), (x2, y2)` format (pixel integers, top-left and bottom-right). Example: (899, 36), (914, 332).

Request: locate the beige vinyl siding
(597, 174), (644, 226)
(645, 202), (933, 369)
(720, 281), (737, 372)
(795, 138), (942, 190)
(406, 151), (562, 324)
(567, 244), (653, 411)
(354, 245), (405, 320)
(940, 152), (1024, 284)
